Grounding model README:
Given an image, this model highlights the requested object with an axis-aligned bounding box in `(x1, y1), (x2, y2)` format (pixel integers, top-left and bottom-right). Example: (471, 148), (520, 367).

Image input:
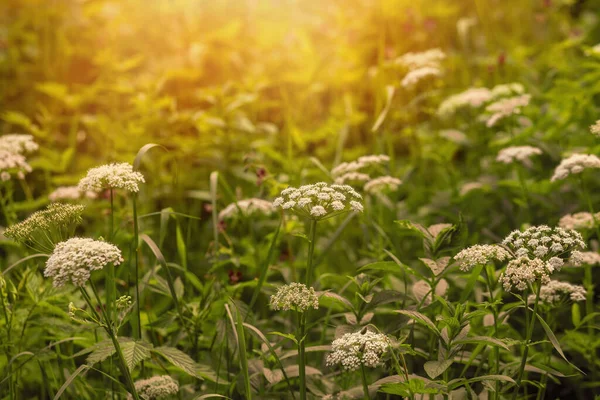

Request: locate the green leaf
(268, 331), (298, 345)
(395, 220), (429, 239)
(317, 292), (354, 311)
(536, 313), (583, 373)
(454, 336), (510, 351)
(395, 310), (440, 336)
(152, 346), (208, 380)
(365, 290), (407, 311)
(120, 340), (153, 372)
(53, 364), (89, 400)
(424, 360), (453, 379)
(86, 339), (116, 365)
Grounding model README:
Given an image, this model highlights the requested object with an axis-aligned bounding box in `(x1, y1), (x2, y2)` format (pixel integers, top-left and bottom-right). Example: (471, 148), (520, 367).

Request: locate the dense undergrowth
(3, 0), (600, 399)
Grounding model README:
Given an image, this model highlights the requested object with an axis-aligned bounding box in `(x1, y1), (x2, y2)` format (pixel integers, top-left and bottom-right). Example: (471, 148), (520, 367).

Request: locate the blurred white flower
(0, 134), (38, 180)
(485, 94), (531, 127)
(218, 198), (274, 220)
(558, 212), (600, 231)
(496, 146), (542, 167)
(551, 154), (600, 181)
(395, 48), (446, 69)
(331, 155), (390, 178)
(490, 83), (525, 99)
(437, 88), (492, 117)
(364, 176), (402, 194)
(590, 120), (600, 137)
(49, 186), (98, 202)
(401, 66), (442, 88)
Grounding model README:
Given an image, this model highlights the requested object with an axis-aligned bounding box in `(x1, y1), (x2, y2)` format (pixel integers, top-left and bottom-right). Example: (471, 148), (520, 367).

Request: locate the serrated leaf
(152, 346), (204, 379)
(120, 340), (153, 372)
(86, 339), (116, 365)
(424, 360), (453, 379)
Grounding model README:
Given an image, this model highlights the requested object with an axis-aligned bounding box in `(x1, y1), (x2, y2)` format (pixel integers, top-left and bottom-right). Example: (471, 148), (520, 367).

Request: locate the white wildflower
(395, 48), (446, 69)
(326, 330), (390, 371)
(502, 225), (585, 260)
(454, 244), (512, 272)
(401, 66), (442, 88)
(0, 134), (38, 180)
(364, 176), (402, 194)
(437, 88), (492, 117)
(485, 94), (531, 127)
(49, 186), (98, 202)
(496, 146), (542, 167)
(129, 375), (179, 400)
(273, 182), (363, 220)
(44, 238), (123, 287)
(78, 162), (145, 193)
(558, 212), (600, 230)
(269, 282), (319, 312)
(551, 154), (600, 181)
(331, 155), (390, 178)
(218, 198), (274, 220)
(500, 256), (550, 291)
(334, 172), (371, 185)
(590, 120), (600, 137)
(527, 280), (586, 305)
(439, 129), (469, 145)
(571, 251), (600, 266)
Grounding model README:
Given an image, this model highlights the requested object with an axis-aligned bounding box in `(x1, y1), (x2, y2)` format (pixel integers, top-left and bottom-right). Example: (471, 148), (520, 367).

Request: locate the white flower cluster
(331, 154), (390, 182)
(401, 66), (442, 88)
(49, 186), (98, 202)
(490, 83), (525, 98)
(453, 244), (512, 272)
(364, 176), (402, 194)
(4, 203), (85, 244)
(0, 134), (39, 181)
(273, 182), (363, 220)
(551, 154), (600, 181)
(326, 330), (389, 371)
(528, 280), (586, 305)
(129, 375), (179, 400)
(496, 146), (542, 167)
(485, 94), (531, 127)
(44, 238), (124, 287)
(218, 198), (274, 220)
(500, 226), (585, 291)
(395, 48), (446, 69)
(412, 279), (448, 305)
(590, 120), (600, 137)
(571, 251), (600, 266)
(558, 212), (600, 230)
(437, 88), (493, 117)
(78, 162), (145, 193)
(269, 282), (319, 312)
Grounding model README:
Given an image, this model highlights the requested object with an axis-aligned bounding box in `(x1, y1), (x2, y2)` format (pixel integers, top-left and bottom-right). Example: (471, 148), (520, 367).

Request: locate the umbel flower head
(527, 280), (586, 305)
(128, 375), (179, 400)
(331, 155), (390, 182)
(273, 182), (363, 220)
(49, 186), (98, 202)
(326, 329), (390, 371)
(364, 176), (402, 194)
(44, 237), (123, 287)
(502, 225), (585, 261)
(0, 134), (38, 181)
(496, 146), (542, 167)
(437, 87), (493, 117)
(485, 94), (531, 127)
(590, 120), (600, 137)
(218, 198), (274, 220)
(558, 212), (600, 231)
(571, 251), (600, 266)
(551, 154), (600, 181)
(453, 244), (512, 272)
(269, 282), (319, 312)
(78, 162), (145, 193)
(4, 203), (85, 252)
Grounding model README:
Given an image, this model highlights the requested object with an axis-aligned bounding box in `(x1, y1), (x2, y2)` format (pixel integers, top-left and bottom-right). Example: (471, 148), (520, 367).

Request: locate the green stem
(360, 364), (370, 400)
(304, 219), (318, 286)
(516, 167), (531, 222)
(484, 266), (500, 400)
(512, 282), (542, 400)
(83, 284), (140, 400)
(580, 176), (598, 379)
(0, 278), (14, 400)
(297, 312), (307, 400)
(132, 195), (142, 341)
(106, 189), (116, 327)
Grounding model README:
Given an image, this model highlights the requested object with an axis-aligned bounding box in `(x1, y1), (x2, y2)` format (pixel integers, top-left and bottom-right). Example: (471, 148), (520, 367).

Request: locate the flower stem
(304, 219), (317, 286)
(83, 283), (140, 400)
(132, 195), (142, 341)
(360, 364), (370, 400)
(484, 266), (500, 400)
(106, 189), (116, 326)
(512, 282), (542, 400)
(0, 278), (14, 400)
(297, 311), (307, 400)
